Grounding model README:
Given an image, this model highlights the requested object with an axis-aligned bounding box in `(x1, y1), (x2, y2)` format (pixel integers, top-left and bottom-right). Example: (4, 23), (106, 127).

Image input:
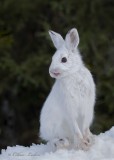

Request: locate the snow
(0, 127), (114, 160)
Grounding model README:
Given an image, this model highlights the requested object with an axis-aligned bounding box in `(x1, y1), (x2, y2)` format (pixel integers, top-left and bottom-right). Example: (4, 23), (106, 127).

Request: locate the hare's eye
(61, 57), (67, 63)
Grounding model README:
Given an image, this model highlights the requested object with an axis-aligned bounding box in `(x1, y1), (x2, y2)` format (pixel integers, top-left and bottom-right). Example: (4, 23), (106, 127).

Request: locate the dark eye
(61, 57), (67, 63)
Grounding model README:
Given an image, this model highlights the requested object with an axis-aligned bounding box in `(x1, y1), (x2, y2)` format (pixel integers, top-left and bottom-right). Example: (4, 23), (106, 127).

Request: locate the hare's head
(49, 28), (83, 79)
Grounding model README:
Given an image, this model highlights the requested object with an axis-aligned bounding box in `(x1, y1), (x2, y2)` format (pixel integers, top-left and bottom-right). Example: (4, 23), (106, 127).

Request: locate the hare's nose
(50, 66), (60, 72)
(51, 68), (60, 73)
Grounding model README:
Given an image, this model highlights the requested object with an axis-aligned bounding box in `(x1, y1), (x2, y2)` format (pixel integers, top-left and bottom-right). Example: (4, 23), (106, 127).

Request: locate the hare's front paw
(83, 130), (95, 147)
(75, 138), (91, 151)
(84, 134), (95, 147)
(50, 138), (70, 150)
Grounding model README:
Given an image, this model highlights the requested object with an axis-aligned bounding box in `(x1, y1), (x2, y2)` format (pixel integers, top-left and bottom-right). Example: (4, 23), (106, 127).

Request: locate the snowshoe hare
(40, 28), (95, 151)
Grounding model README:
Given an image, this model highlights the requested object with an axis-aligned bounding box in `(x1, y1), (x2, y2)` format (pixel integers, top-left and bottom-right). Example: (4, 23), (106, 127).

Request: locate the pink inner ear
(70, 31), (75, 44)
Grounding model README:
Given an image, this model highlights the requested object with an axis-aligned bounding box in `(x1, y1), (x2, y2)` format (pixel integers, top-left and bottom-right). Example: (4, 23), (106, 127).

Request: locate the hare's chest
(58, 81), (91, 110)
(55, 81), (80, 104)
(62, 81), (88, 98)
(54, 78), (91, 104)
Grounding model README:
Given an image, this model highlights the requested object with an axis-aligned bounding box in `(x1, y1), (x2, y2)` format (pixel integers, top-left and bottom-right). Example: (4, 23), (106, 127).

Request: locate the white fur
(40, 28), (96, 150)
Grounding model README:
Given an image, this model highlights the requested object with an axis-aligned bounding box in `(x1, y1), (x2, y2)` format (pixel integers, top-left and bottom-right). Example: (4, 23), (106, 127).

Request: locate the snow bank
(0, 127), (114, 160)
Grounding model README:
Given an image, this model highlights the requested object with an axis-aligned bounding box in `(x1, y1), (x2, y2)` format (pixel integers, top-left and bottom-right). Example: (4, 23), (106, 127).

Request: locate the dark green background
(0, 0), (114, 150)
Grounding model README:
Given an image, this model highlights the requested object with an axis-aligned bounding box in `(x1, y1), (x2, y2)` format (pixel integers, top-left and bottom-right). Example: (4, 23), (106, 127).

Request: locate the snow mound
(0, 127), (114, 160)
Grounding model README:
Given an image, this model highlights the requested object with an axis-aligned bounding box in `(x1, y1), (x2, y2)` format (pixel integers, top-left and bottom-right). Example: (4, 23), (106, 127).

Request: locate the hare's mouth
(50, 71), (61, 77)
(53, 72), (60, 76)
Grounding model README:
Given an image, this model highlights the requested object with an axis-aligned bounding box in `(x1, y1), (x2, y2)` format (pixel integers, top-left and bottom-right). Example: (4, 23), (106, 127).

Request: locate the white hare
(40, 28), (95, 150)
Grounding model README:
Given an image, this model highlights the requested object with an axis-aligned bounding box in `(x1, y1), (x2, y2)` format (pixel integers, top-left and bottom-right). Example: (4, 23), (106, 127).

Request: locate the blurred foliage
(0, 0), (114, 149)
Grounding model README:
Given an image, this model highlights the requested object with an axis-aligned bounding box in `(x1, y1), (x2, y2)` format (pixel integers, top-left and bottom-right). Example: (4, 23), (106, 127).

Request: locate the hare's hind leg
(40, 109), (71, 149)
(48, 138), (70, 150)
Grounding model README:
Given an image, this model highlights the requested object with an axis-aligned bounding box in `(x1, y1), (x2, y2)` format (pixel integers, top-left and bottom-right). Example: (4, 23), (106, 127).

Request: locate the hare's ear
(65, 28), (79, 51)
(49, 30), (64, 49)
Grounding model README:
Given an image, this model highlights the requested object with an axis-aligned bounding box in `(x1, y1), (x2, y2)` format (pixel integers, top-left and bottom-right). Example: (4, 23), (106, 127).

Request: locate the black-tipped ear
(65, 28), (79, 51)
(49, 30), (64, 49)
